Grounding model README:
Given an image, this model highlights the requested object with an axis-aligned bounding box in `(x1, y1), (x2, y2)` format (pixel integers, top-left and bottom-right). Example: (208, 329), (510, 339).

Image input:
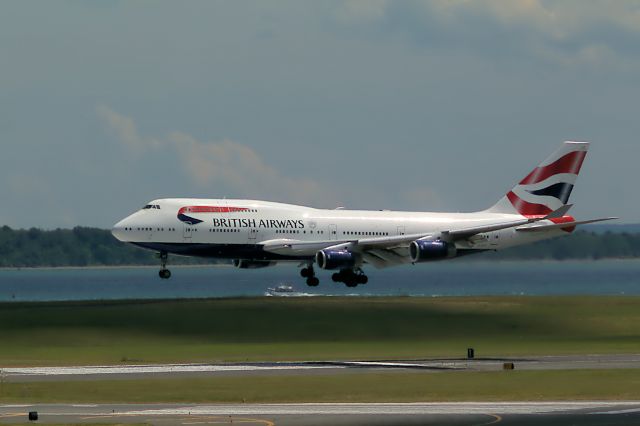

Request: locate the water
(0, 260), (638, 302)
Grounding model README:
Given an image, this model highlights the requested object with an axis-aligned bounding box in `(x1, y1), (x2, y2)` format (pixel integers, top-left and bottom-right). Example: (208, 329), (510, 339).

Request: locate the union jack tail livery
(488, 141), (589, 217)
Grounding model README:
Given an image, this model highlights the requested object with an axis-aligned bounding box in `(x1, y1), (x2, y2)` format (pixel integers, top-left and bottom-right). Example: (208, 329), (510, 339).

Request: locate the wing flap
(516, 217), (618, 232)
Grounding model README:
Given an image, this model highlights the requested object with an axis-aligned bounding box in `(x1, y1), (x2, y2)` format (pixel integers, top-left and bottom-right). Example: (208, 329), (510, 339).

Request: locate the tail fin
(487, 141), (589, 216)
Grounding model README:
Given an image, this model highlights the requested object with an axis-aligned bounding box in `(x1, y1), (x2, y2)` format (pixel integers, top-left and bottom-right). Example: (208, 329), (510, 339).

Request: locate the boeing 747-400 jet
(112, 142), (615, 287)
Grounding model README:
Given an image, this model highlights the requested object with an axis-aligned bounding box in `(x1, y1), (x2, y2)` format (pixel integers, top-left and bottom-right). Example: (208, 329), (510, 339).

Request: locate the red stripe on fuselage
(519, 151), (586, 185)
(178, 206), (249, 214)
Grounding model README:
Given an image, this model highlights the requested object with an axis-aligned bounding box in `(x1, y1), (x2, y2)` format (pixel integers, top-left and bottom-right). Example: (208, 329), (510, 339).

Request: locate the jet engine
(233, 259), (277, 269)
(409, 240), (457, 263)
(315, 249), (356, 270)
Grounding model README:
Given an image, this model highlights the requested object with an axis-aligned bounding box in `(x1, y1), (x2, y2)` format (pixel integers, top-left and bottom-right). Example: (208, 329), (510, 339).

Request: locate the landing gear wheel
(300, 267), (312, 278)
(158, 251), (170, 279)
(334, 268), (368, 287)
(345, 279), (358, 288)
(301, 265), (318, 286)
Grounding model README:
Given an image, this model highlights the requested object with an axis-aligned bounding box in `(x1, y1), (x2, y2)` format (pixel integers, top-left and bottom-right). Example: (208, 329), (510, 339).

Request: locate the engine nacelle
(233, 259), (277, 269)
(316, 249), (356, 270)
(409, 240), (456, 263)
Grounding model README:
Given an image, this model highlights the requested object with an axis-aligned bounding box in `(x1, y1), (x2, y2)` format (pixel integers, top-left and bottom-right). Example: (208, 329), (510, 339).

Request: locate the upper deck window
(142, 204), (161, 210)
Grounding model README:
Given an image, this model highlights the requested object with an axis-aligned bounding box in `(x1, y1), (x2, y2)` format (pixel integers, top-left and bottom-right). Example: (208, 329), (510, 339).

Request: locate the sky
(1, 0), (639, 229)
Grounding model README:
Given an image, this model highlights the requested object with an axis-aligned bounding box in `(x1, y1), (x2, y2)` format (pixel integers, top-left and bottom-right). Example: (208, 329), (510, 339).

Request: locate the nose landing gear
(158, 251), (171, 279)
(300, 265), (319, 287)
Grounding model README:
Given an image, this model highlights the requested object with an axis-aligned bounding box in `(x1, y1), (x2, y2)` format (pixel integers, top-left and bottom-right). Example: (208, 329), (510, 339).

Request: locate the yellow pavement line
(0, 412), (27, 418)
(180, 415), (274, 426)
(476, 414), (502, 425)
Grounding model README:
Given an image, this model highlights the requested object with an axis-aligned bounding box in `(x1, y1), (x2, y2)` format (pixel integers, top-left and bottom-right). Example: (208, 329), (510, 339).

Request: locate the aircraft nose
(111, 217), (128, 241)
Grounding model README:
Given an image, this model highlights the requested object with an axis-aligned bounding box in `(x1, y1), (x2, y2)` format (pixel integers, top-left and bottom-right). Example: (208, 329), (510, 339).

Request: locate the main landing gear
(158, 251), (171, 279)
(332, 269), (368, 287)
(300, 265), (319, 287)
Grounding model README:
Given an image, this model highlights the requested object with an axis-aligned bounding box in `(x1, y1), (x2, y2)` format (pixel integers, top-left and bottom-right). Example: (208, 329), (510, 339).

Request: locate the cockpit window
(142, 204), (161, 210)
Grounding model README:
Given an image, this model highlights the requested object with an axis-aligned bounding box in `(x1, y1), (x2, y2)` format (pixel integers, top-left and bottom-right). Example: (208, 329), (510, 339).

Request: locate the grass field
(0, 296), (639, 366)
(2, 370), (640, 403)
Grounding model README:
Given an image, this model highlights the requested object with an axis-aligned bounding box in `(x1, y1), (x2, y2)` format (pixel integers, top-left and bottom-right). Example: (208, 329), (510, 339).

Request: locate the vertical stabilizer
(487, 141), (589, 216)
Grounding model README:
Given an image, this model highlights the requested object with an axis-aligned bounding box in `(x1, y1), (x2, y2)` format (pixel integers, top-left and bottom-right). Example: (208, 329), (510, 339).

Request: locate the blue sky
(1, 1), (638, 228)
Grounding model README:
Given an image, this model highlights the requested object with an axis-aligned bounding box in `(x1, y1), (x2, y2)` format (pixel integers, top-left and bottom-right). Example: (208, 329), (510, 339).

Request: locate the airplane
(111, 141), (615, 287)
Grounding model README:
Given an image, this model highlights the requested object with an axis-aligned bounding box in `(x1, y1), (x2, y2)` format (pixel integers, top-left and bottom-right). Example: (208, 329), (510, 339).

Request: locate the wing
(261, 207), (574, 269)
(515, 216), (617, 232)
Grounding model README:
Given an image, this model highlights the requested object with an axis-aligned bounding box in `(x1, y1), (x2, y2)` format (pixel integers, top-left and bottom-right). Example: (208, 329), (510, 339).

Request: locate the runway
(3, 354), (640, 382)
(3, 402), (640, 425)
(3, 355), (640, 424)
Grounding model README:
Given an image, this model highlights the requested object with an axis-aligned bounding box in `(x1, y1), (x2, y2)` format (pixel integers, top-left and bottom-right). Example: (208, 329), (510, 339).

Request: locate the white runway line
(2, 364), (340, 376)
(593, 408), (640, 415)
(3, 402), (640, 417)
(120, 402), (640, 416)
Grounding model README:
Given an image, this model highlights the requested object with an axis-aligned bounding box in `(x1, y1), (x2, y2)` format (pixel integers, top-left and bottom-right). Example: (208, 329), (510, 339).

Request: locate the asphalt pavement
(3, 402), (640, 425)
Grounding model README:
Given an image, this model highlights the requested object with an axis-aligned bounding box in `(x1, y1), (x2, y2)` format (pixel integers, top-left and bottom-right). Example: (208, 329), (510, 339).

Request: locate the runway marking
(80, 413), (139, 420)
(593, 408), (640, 415)
(120, 402), (640, 416)
(77, 413), (274, 425)
(2, 364), (338, 376)
(0, 412), (26, 419)
(180, 414), (275, 425)
(182, 422), (274, 425)
(475, 414), (502, 425)
(9, 402), (640, 420)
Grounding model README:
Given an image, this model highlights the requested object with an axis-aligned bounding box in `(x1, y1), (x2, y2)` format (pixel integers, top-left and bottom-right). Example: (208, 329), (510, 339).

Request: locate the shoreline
(1, 257), (639, 272)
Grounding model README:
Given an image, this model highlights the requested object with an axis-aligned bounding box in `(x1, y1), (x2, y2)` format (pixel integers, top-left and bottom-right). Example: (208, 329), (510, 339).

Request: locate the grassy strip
(1, 296), (640, 366)
(1, 370), (640, 403)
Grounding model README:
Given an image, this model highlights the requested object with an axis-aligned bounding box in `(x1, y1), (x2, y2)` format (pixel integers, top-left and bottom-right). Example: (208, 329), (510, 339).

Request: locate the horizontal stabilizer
(544, 204), (572, 219)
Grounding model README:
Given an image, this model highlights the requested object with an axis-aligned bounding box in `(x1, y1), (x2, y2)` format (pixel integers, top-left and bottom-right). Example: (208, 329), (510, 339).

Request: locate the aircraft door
(329, 224), (337, 240)
(183, 224), (193, 241)
(248, 228), (258, 243)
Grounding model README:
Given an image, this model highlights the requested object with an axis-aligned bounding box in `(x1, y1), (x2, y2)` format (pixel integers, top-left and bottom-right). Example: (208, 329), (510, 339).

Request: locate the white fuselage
(112, 198), (567, 263)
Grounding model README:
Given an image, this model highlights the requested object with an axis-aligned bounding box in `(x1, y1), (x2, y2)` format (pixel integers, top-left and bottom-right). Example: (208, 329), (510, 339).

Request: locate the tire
(331, 273), (340, 282)
(306, 276), (319, 287)
(300, 268), (310, 278)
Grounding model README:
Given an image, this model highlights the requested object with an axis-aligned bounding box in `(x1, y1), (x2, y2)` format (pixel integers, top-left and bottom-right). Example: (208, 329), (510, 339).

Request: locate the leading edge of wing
(260, 233), (432, 257)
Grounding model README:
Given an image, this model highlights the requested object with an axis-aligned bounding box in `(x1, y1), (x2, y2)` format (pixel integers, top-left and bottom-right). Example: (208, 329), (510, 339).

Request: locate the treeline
(0, 226), (639, 268)
(0, 226), (212, 267)
(480, 230), (640, 260)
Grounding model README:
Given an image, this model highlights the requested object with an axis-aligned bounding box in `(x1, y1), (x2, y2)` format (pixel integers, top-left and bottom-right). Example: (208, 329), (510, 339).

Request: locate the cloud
(334, 0), (640, 67)
(335, 0), (389, 24)
(97, 105), (335, 207)
(96, 105), (162, 152)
